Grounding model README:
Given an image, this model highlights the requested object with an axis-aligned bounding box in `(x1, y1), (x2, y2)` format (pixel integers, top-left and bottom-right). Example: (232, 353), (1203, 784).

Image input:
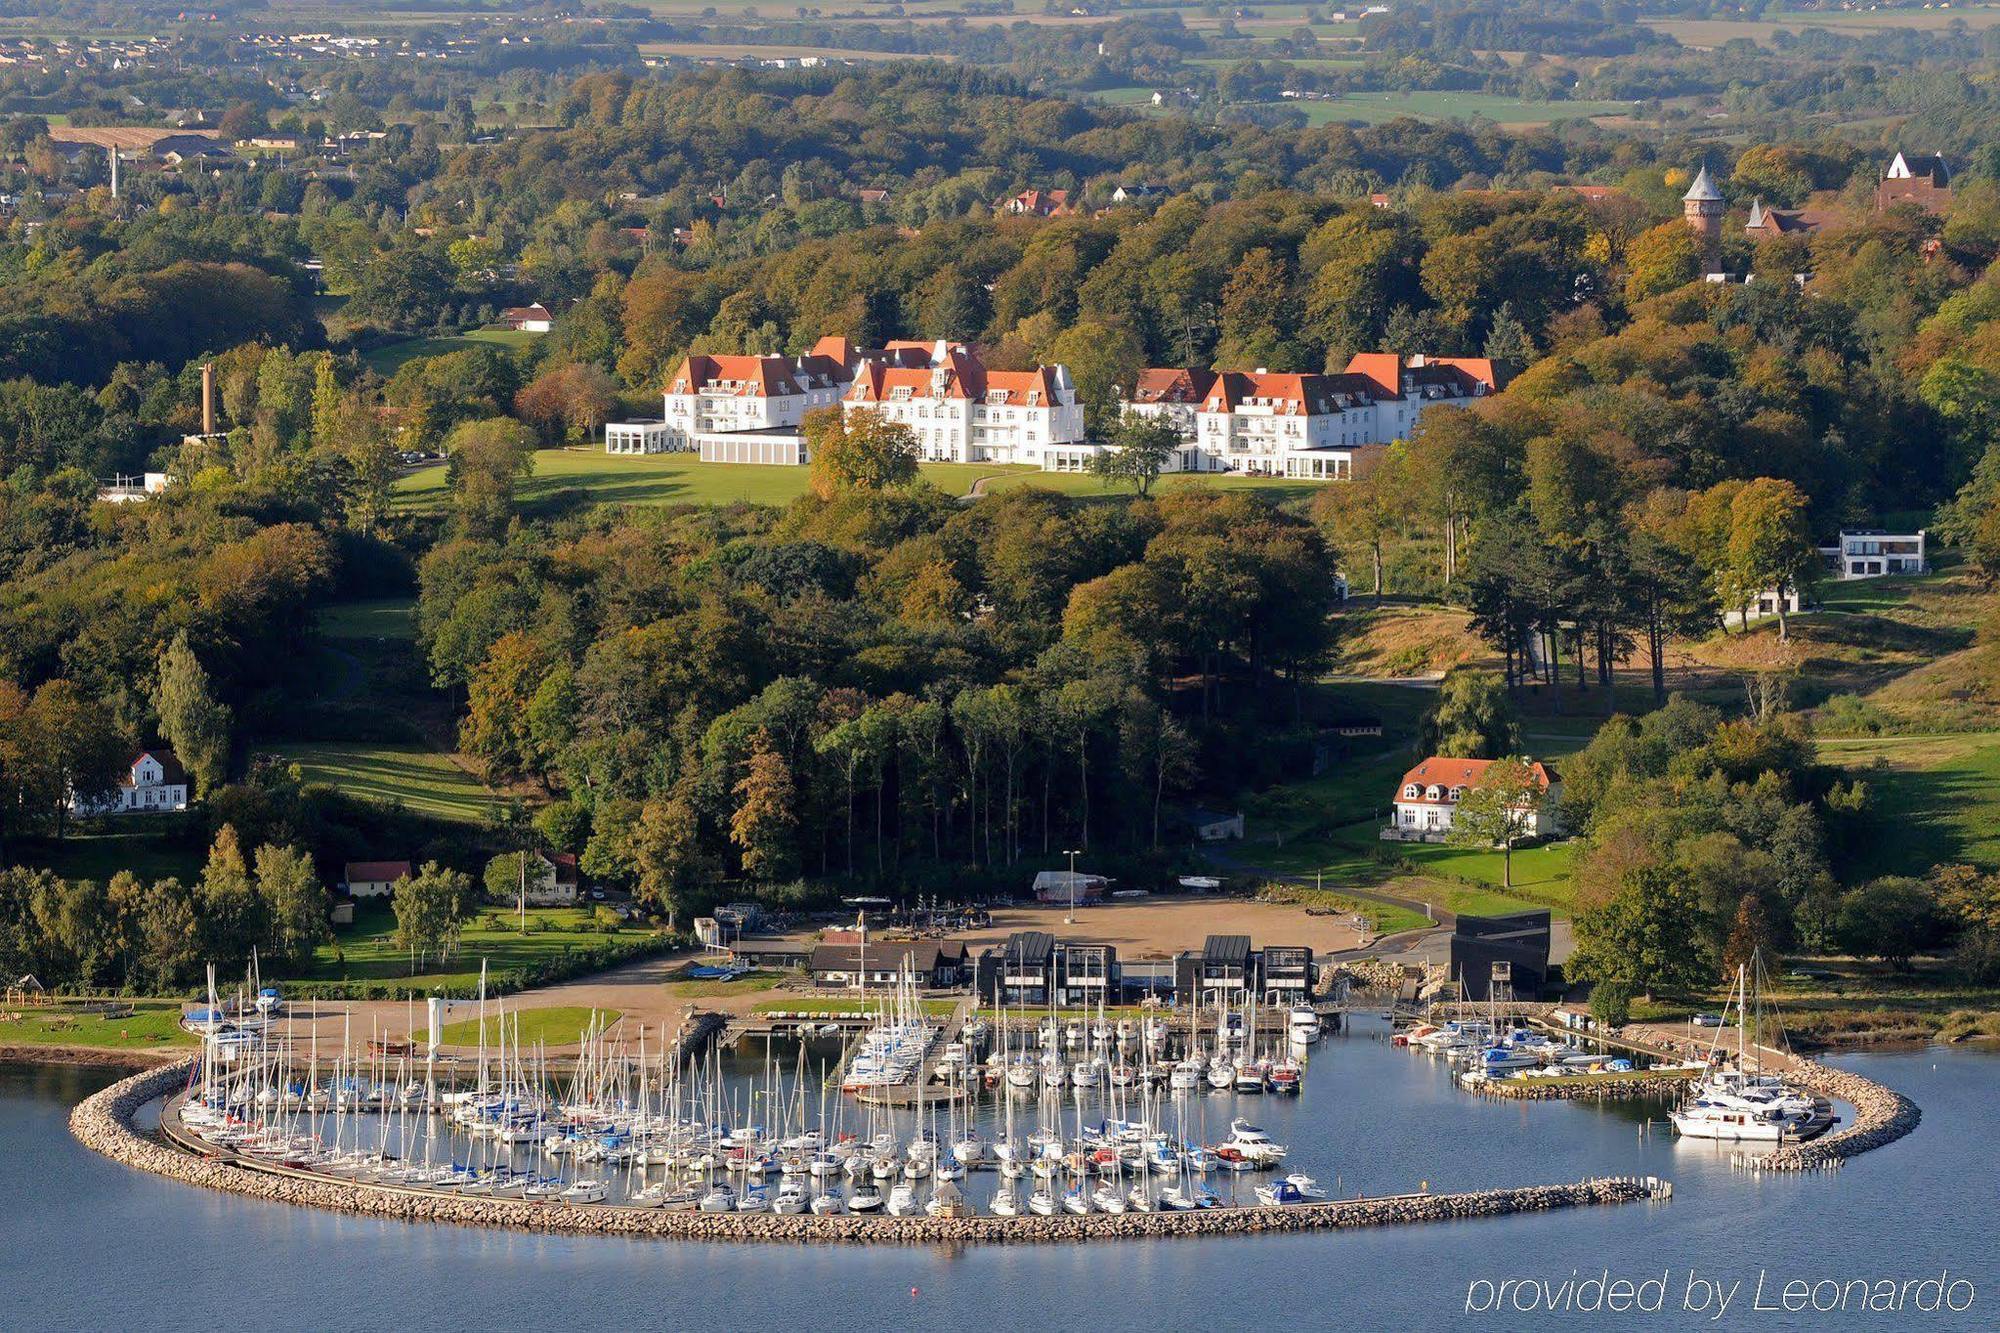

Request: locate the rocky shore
(1750, 1057), (1922, 1172)
(1468, 1071), (1696, 1102)
(73, 1060), (1663, 1245)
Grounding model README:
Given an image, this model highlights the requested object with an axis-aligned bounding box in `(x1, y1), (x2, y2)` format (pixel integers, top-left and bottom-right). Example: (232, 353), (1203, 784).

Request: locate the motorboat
(886, 1181), (921, 1216)
(559, 1179), (607, 1205)
(698, 1185), (738, 1213)
(1255, 1178), (1314, 1206)
(773, 1179), (809, 1214)
(1288, 1005), (1323, 1043)
(847, 1182), (884, 1213)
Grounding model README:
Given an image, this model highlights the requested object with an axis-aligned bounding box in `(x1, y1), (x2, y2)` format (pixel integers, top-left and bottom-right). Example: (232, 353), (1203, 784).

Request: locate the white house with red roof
(844, 339), (1086, 467)
(70, 749), (189, 815)
(1118, 354), (1506, 480)
(1386, 756), (1559, 843)
(342, 860), (413, 899)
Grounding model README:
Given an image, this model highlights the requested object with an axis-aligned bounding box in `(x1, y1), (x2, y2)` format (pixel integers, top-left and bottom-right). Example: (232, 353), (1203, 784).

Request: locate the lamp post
(1063, 848), (1081, 924)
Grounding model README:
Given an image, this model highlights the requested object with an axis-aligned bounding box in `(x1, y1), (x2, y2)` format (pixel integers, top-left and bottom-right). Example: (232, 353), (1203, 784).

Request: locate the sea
(2, 1016), (1993, 1332)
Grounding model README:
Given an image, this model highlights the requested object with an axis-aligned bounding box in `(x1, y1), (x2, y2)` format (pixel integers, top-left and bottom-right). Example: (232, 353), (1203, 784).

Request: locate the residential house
(71, 749), (190, 815)
(856, 187), (891, 204)
(1171, 935), (1314, 1005)
(1111, 182), (1165, 204)
(999, 188), (1076, 218)
(341, 860), (412, 899)
(1823, 528), (1926, 579)
(1742, 197), (1830, 239)
(1386, 756), (1559, 843)
(497, 302), (554, 333)
(1877, 151), (1951, 214)
(807, 938), (968, 989)
(973, 932), (1119, 1005)
(513, 849), (581, 906)
(1189, 808), (1245, 841)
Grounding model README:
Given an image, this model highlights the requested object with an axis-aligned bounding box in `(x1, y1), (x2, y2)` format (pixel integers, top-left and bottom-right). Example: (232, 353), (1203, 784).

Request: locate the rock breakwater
(1750, 1057), (1921, 1172)
(74, 1061), (1662, 1245)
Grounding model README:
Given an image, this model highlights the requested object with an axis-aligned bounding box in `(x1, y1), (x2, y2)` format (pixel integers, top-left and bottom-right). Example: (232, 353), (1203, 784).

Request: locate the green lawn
(1258, 887), (1433, 935)
(265, 741), (506, 824)
(299, 904), (631, 991)
(438, 1005), (622, 1049)
(363, 327), (539, 375)
(394, 449), (1328, 515)
(319, 597), (417, 641)
(0, 1001), (196, 1052)
(1822, 731), (2000, 879)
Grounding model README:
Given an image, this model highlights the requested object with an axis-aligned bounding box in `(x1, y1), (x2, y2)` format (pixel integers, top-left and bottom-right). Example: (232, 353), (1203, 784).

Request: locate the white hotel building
(843, 341), (1088, 467)
(604, 337), (1085, 467)
(1119, 354), (1506, 480)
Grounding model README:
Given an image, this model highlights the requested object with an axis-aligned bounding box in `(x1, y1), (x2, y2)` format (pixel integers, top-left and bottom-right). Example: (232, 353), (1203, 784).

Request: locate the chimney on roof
(200, 361), (215, 436)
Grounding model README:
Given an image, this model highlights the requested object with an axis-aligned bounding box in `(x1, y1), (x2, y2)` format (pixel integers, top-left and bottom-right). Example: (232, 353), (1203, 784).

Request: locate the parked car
(1691, 1012), (1723, 1028)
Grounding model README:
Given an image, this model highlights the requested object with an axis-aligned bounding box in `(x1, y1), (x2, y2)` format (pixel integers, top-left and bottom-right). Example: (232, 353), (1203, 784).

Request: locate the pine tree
(1482, 300), (1536, 364)
(154, 631), (232, 796)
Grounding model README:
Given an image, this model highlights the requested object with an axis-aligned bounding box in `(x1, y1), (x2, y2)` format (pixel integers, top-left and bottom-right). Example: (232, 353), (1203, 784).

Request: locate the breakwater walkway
(1740, 1056), (1922, 1172)
(75, 1060), (1667, 1245)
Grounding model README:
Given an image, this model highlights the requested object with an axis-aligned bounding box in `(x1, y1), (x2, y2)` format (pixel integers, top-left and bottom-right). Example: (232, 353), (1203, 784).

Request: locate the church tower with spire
(1682, 164), (1724, 275)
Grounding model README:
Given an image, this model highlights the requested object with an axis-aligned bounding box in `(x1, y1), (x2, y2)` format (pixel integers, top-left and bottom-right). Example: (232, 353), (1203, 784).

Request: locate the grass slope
(267, 741), (506, 824)
(1823, 731), (2000, 879)
(362, 328), (538, 375)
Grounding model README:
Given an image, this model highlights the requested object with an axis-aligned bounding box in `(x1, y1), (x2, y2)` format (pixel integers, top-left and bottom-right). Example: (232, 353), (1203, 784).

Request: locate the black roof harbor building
(974, 932), (1121, 1006)
(1173, 936), (1316, 1006)
(807, 939), (968, 990)
(1448, 911), (1552, 1001)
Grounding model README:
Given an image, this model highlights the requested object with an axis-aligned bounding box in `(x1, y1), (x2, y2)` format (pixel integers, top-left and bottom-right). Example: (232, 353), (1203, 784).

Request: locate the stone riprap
(1751, 1057), (1921, 1171)
(74, 1060), (1662, 1245)
(1468, 1072), (1697, 1102)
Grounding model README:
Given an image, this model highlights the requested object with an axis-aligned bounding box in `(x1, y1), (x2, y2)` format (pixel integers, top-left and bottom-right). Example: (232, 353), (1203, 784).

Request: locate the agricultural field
(1263, 91), (1638, 127)
(1651, 7), (2000, 47)
(264, 741), (507, 824)
(639, 41), (948, 62)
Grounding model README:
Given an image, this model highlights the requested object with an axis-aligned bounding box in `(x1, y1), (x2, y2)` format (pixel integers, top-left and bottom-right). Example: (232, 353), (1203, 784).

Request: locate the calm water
(5, 1022), (1995, 1331)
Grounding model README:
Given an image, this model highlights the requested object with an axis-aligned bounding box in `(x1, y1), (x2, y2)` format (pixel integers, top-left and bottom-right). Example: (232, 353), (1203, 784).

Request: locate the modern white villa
(1822, 529), (1926, 579)
(1383, 756), (1559, 843)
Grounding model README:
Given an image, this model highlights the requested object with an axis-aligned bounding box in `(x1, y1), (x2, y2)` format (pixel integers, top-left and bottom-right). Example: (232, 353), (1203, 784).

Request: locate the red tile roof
(345, 860), (412, 883)
(1395, 757), (1557, 806)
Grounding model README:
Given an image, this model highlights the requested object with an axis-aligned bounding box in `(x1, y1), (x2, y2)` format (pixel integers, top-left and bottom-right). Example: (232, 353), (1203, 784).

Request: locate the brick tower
(1682, 164), (1724, 275)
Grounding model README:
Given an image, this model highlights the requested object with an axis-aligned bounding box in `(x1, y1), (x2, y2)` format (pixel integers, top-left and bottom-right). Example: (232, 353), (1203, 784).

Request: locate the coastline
(0, 1043), (186, 1072)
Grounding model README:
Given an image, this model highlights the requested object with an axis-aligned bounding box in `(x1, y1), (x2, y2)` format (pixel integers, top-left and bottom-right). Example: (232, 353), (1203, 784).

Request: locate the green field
(319, 597), (418, 641)
(437, 1005), (622, 1048)
(394, 449), (1327, 514)
(662, 969), (785, 999)
(1823, 732), (2000, 879)
(1266, 91), (1636, 126)
(266, 741), (506, 824)
(301, 904), (632, 991)
(363, 327), (539, 375)
(0, 1001), (197, 1052)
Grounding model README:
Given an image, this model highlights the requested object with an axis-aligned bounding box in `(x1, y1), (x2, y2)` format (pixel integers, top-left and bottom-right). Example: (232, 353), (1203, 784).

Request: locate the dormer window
(1425, 785), (1444, 800)
(1448, 786), (1465, 802)
(986, 389), (1009, 405)
(890, 387), (913, 401)
(1402, 783), (1420, 799)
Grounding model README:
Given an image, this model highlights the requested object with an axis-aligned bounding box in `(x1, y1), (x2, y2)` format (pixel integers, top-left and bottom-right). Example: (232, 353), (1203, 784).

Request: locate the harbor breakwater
(74, 1060), (1665, 1245)
(1468, 1071), (1696, 1102)
(1748, 1058), (1921, 1172)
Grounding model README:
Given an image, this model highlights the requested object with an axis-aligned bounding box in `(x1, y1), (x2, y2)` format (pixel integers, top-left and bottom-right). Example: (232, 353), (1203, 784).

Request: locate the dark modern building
(974, 932), (1121, 1005)
(1172, 935), (1316, 1006)
(1448, 911), (1552, 1001)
